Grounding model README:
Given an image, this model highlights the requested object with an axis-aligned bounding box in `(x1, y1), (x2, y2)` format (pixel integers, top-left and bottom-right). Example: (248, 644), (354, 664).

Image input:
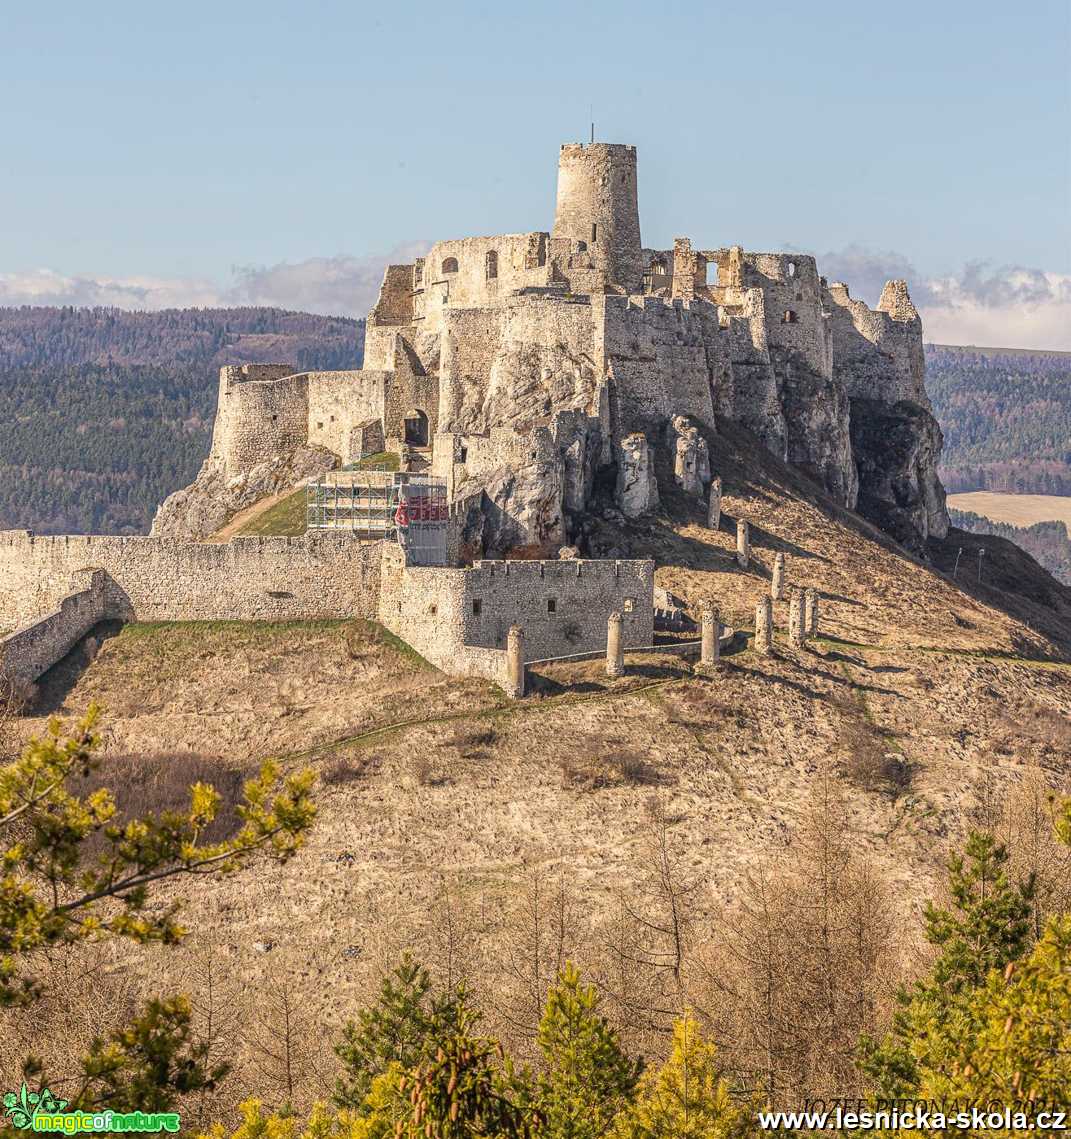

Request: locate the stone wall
(0, 569), (107, 685)
(597, 294), (721, 435)
(210, 365), (310, 474)
(306, 371), (389, 462)
(378, 546), (654, 682)
(0, 531), (383, 631)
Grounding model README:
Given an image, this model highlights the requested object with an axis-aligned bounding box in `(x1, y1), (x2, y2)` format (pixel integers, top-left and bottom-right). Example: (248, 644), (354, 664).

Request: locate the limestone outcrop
(152, 446), (335, 541)
(617, 432), (659, 517)
(667, 415), (711, 496)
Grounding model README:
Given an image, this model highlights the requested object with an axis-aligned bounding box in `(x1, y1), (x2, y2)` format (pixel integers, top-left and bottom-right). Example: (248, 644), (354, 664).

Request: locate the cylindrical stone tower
(755, 597), (773, 654)
(771, 552), (785, 601)
(736, 520), (750, 569)
(606, 611), (625, 678)
(708, 476), (722, 531)
(552, 143), (643, 290)
(506, 625), (526, 698)
(701, 604), (719, 666)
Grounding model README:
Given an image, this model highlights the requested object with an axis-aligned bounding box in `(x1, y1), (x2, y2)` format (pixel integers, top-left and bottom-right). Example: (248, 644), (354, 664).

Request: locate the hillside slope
(5, 419), (1069, 1108)
(0, 307), (363, 533)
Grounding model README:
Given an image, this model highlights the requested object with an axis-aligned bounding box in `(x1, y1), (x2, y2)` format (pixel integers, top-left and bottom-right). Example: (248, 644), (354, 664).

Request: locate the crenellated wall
(378, 546), (654, 680)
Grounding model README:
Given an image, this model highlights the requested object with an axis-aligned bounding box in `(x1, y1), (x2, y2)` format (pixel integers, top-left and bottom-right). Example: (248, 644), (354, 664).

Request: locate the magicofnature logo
(2, 1085), (180, 1133)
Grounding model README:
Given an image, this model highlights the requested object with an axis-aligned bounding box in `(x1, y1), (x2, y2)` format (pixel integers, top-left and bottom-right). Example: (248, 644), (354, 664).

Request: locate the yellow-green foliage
(0, 709), (316, 1008)
(613, 1013), (755, 1139)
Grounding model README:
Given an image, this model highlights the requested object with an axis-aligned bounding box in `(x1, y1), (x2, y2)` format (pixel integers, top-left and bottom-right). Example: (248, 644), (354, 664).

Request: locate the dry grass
(560, 746), (667, 790)
(948, 492), (1071, 529)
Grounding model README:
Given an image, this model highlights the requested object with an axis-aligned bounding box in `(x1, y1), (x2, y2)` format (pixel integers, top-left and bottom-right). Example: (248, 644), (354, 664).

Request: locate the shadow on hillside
(928, 528), (1071, 657)
(30, 619), (124, 715)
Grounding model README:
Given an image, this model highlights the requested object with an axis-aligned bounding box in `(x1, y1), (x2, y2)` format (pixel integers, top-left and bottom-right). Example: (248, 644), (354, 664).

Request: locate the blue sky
(2, 0), (1069, 346)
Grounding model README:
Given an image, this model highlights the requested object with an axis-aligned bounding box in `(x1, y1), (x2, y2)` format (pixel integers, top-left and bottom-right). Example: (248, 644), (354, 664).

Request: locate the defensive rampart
(378, 547), (655, 685)
(0, 569), (107, 685)
(0, 531), (383, 633)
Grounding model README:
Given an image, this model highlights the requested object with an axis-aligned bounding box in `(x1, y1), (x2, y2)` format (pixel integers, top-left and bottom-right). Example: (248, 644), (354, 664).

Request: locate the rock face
(850, 398), (949, 551)
(151, 447), (335, 540)
(617, 432), (659, 517)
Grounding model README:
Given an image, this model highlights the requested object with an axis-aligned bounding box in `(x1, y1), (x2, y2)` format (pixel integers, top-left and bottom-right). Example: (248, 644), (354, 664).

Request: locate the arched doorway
(403, 408), (429, 447)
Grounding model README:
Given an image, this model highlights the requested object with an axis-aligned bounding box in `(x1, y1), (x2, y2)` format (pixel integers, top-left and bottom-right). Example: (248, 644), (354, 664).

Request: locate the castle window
(271, 414), (278, 422)
(485, 250), (498, 280)
(442, 256), (459, 274)
(706, 261), (720, 287)
(624, 598), (635, 612)
(316, 421), (323, 430)
(591, 223), (597, 243)
(787, 262), (797, 278)
(458, 446), (468, 463)
(576, 240), (587, 252)
(429, 604), (437, 616)
(782, 309), (798, 324)
(547, 598), (557, 614)
(472, 599), (482, 616)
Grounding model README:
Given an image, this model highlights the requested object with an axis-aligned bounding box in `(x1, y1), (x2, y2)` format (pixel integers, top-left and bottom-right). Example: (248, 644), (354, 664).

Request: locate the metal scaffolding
(305, 470), (449, 565)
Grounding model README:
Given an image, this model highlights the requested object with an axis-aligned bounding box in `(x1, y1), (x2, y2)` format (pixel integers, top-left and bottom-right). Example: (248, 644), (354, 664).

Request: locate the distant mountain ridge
(925, 343), (1071, 496)
(0, 305), (364, 370)
(0, 307), (364, 534)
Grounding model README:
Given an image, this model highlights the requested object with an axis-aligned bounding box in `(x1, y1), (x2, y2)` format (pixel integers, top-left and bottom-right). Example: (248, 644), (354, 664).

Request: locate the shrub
(344, 619), (383, 660)
(70, 751), (250, 848)
(449, 722), (498, 757)
(322, 753), (380, 786)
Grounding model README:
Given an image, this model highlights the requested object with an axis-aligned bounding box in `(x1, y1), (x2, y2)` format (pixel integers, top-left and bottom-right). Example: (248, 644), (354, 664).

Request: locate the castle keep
(2, 141), (950, 692)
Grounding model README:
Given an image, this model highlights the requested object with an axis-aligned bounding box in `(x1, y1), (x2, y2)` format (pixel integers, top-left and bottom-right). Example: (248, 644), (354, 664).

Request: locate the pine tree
(536, 963), (642, 1138)
(333, 955), (462, 1110)
(613, 1012), (755, 1139)
(860, 831), (1042, 1103)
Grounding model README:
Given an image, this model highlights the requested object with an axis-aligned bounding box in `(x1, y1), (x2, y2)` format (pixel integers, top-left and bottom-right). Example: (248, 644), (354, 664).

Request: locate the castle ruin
(2, 140), (950, 692)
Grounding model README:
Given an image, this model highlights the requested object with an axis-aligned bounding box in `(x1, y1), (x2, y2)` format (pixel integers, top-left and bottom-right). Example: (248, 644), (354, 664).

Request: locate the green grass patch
(351, 451), (399, 471)
(118, 619), (349, 642)
(233, 487), (309, 537)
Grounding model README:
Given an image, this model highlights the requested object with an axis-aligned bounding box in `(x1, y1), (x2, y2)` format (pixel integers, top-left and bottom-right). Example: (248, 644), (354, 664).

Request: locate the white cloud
(817, 247), (1071, 351)
(3, 244), (1067, 350)
(0, 241), (432, 320)
(0, 268), (224, 310)
(227, 242), (431, 318)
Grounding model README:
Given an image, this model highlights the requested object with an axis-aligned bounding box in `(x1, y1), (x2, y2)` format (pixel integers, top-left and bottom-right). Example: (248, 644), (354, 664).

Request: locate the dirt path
(202, 484), (305, 544)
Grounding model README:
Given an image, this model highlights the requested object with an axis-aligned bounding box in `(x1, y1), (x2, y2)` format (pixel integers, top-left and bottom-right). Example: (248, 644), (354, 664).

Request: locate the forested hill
(0, 307), (363, 535)
(926, 343), (1071, 495)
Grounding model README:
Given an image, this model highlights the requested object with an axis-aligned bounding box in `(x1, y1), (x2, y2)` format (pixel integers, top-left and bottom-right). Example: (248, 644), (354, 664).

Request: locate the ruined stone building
(155, 140), (948, 557)
(3, 141), (950, 693)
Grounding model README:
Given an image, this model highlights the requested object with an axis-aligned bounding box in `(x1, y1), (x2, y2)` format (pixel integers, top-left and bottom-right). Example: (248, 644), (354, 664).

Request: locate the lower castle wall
(378, 547), (654, 688)
(1, 569), (107, 685)
(0, 531), (383, 633)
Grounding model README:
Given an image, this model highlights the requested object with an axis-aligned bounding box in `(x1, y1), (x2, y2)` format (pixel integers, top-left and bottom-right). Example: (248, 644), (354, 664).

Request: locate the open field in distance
(947, 492), (1071, 528)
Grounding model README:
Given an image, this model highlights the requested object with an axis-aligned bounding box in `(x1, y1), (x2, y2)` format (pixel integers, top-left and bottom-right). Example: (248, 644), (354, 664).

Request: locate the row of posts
(503, 604), (724, 699)
(754, 586), (819, 653)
